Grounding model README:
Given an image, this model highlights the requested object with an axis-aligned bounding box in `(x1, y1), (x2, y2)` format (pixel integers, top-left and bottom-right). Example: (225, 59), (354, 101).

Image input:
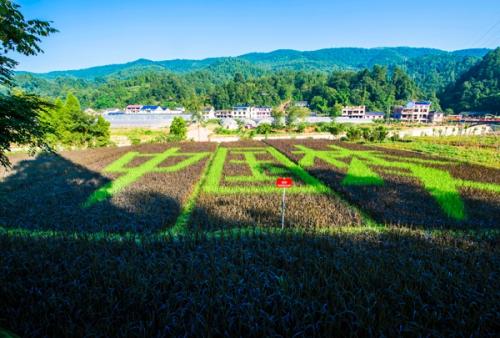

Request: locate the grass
(342, 157), (383, 186)
(379, 135), (500, 168)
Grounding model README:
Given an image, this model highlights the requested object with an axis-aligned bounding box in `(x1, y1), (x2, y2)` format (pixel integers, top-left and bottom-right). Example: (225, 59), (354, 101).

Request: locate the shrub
(372, 125), (388, 142)
(256, 123), (273, 135)
(295, 123), (306, 133)
(169, 117), (187, 141)
(346, 127), (362, 141)
(326, 122), (344, 136)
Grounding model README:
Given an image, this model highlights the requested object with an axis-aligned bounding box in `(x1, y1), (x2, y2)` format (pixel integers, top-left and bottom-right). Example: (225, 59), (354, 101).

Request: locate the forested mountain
(14, 64), (424, 114)
(17, 47), (488, 80)
(12, 47), (497, 112)
(441, 48), (500, 112)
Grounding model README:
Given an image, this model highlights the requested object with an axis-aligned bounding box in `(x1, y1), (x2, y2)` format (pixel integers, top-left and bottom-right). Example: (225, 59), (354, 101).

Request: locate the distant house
(250, 106), (272, 119)
(232, 105), (252, 119)
(162, 108), (183, 114)
(341, 106), (366, 119)
(141, 105), (164, 114)
(203, 107), (216, 119)
(213, 105), (272, 120)
(215, 105), (252, 119)
(214, 109), (233, 119)
(428, 111), (444, 123)
(392, 101), (431, 123)
(126, 105), (142, 113)
(365, 112), (385, 120)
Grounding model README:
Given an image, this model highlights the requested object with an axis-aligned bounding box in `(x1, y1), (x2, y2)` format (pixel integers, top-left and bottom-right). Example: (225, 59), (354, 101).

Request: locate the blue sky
(13, 0), (500, 72)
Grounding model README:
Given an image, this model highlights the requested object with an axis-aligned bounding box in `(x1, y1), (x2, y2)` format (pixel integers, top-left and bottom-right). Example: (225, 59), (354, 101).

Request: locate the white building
(214, 110), (233, 119)
(214, 105), (272, 120)
(163, 107), (186, 114)
(428, 111), (444, 123)
(125, 105), (142, 113)
(392, 101), (431, 123)
(140, 105), (165, 114)
(202, 107), (216, 119)
(365, 112), (385, 120)
(342, 105), (366, 119)
(250, 106), (272, 119)
(232, 105), (252, 119)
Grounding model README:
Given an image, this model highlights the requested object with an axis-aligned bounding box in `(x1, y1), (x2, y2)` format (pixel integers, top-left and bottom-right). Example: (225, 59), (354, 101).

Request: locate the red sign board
(276, 177), (293, 188)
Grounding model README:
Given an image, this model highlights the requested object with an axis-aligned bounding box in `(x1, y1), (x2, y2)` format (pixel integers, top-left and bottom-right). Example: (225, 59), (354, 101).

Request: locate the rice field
(0, 139), (499, 337)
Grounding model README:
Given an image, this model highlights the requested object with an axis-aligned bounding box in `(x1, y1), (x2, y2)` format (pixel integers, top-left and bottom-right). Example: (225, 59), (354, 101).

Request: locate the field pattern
(190, 141), (363, 230)
(267, 140), (500, 228)
(0, 143), (216, 234)
(1, 140), (500, 337)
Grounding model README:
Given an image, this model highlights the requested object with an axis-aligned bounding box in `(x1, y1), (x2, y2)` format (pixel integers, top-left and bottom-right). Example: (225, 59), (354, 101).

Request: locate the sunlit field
(1, 139), (499, 336)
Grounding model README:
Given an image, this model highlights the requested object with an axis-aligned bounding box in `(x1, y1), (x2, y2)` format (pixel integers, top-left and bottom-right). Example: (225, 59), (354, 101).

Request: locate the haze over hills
(17, 47), (490, 80)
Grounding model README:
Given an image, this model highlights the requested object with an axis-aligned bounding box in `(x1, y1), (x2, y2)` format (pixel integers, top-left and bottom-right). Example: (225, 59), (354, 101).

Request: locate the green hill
(441, 48), (500, 112)
(17, 47), (490, 80)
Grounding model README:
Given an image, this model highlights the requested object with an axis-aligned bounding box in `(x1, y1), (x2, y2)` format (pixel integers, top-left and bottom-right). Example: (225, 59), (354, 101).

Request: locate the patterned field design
(84, 147), (211, 207)
(267, 140), (500, 228)
(0, 143), (216, 234)
(189, 141), (363, 230)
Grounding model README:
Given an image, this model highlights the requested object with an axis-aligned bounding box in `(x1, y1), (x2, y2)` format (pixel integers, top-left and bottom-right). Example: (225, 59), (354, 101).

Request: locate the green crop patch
(84, 147), (210, 207)
(189, 142), (365, 231)
(0, 143), (216, 234)
(202, 145), (330, 194)
(267, 139), (500, 228)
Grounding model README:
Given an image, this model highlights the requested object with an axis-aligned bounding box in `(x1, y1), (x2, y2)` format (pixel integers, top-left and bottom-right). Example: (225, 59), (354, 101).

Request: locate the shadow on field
(0, 227), (498, 337)
(0, 153), (181, 234)
(309, 167), (500, 230)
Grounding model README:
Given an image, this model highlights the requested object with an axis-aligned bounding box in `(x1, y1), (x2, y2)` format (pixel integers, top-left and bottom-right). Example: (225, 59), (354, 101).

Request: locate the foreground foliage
(0, 227), (498, 337)
(0, 0), (56, 168)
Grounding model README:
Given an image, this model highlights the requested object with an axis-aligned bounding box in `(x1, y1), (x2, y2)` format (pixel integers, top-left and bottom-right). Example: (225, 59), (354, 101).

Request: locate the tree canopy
(441, 48), (500, 113)
(0, 0), (57, 167)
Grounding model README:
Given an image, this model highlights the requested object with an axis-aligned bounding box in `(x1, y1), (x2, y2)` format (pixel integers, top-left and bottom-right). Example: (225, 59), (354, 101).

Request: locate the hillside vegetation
(441, 47), (500, 112)
(13, 47), (500, 114)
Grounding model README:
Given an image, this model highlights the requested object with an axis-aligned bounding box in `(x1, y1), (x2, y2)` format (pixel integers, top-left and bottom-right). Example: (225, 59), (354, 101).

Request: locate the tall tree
(0, 0), (57, 167)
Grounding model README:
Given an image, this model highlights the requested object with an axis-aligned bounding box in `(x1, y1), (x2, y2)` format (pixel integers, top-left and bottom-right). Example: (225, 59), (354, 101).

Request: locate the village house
(392, 101), (431, 123)
(140, 105), (164, 113)
(214, 105), (268, 120)
(250, 106), (272, 119)
(203, 107), (216, 119)
(125, 105), (142, 113)
(232, 105), (252, 119)
(162, 107), (185, 114)
(341, 105), (366, 119)
(428, 111), (444, 123)
(365, 112), (385, 120)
